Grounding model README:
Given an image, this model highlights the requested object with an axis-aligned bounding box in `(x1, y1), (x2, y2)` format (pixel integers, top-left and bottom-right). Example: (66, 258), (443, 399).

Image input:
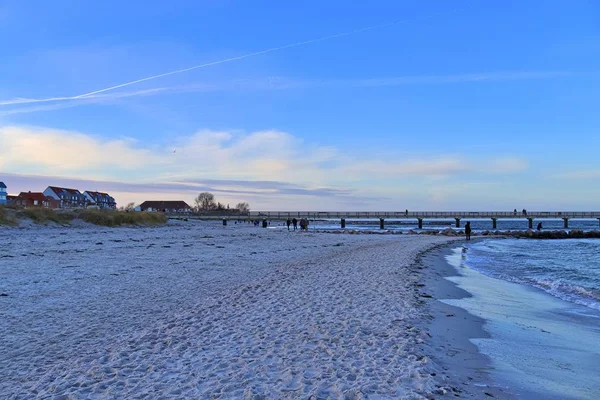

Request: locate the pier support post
(528, 218), (533, 229)
(492, 218), (497, 229)
(222, 218), (227, 226)
(418, 218), (423, 229)
(563, 218), (569, 229)
(455, 218), (461, 228)
(379, 218), (385, 230)
(341, 218), (346, 229)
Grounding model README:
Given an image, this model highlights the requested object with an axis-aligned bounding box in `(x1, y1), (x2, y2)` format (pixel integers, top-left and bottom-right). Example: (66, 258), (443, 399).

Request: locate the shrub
(78, 210), (168, 226)
(0, 206), (18, 225)
(18, 208), (74, 224)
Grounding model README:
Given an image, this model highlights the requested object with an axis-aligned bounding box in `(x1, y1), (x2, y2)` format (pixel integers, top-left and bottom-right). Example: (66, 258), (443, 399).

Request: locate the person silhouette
(465, 221), (472, 240)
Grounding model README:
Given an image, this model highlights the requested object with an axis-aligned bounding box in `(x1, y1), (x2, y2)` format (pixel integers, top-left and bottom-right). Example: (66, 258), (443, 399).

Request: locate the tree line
(194, 192), (250, 214)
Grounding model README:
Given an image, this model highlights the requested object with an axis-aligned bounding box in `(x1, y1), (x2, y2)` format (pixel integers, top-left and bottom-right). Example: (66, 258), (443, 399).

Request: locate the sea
(444, 240), (600, 399)
(465, 238), (600, 311)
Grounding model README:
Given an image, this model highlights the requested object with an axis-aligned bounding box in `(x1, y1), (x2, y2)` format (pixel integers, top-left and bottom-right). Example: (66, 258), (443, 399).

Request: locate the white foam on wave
(457, 240), (600, 312)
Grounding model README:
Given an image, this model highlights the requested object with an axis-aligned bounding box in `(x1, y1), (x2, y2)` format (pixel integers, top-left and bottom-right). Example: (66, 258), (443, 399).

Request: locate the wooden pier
(171, 211), (600, 230)
(245, 211), (600, 229)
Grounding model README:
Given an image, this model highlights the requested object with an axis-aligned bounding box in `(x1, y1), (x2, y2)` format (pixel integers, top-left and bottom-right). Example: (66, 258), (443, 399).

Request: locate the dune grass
(4, 207), (168, 227)
(78, 210), (168, 226)
(17, 208), (75, 224)
(0, 206), (18, 225)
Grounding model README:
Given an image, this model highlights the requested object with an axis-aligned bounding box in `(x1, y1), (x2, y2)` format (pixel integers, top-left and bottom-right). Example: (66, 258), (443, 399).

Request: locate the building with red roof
(14, 192), (59, 208)
(83, 191), (116, 210)
(43, 186), (87, 208)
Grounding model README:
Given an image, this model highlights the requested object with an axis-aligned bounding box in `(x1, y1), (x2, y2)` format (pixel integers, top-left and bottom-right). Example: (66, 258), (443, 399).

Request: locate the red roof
(48, 186), (81, 195)
(85, 191), (110, 197)
(17, 192), (48, 202)
(139, 201), (192, 210)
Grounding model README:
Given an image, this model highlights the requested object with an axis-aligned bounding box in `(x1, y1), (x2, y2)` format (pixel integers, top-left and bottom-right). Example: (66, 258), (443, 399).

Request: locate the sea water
(444, 240), (600, 399)
(465, 238), (600, 311)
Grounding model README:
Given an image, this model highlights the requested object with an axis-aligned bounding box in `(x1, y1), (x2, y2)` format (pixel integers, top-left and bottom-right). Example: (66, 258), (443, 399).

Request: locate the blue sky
(1, 0), (599, 210)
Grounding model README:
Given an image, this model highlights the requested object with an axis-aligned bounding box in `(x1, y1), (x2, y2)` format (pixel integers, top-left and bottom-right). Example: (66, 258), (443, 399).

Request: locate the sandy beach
(0, 222), (520, 398)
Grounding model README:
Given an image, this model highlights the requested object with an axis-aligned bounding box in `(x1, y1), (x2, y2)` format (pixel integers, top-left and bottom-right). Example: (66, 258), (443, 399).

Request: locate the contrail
(0, 14), (439, 107)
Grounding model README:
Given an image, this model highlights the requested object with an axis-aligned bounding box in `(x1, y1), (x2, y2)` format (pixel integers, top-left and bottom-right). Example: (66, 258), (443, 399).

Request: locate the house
(0, 182), (6, 205)
(138, 201), (192, 213)
(43, 186), (87, 208)
(83, 191), (116, 210)
(6, 195), (17, 206)
(14, 192), (59, 208)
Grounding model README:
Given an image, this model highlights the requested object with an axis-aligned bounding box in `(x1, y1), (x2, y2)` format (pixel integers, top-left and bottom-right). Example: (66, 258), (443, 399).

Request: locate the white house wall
(83, 192), (96, 204)
(43, 187), (61, 200)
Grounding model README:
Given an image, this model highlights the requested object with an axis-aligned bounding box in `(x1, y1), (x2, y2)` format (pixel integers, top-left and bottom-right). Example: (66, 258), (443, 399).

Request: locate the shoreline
(417, 242), (515, 399)
(422, 240), (600, 400)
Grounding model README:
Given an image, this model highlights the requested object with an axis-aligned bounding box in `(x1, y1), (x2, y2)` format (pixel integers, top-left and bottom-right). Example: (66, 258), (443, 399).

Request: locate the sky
(0, 0), (599, 210)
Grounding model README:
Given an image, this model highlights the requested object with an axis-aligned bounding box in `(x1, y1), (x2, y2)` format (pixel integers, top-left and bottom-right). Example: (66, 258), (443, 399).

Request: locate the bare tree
(118, 202), (136, 212)
(195, 192), (216, 211)
(235, 202), (250, 214)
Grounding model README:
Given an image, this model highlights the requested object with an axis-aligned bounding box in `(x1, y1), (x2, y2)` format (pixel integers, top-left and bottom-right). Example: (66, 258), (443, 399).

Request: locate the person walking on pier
(465, 221), (472, 241)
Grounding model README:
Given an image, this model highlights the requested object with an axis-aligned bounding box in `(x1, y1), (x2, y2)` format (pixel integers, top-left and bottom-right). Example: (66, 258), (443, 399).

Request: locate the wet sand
(418, 245), (514, 399)
(422, 242), (600, 400)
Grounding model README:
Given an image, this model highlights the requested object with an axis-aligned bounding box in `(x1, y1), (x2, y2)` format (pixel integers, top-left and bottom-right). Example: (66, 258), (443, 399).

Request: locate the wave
(462, 239), (600, 311)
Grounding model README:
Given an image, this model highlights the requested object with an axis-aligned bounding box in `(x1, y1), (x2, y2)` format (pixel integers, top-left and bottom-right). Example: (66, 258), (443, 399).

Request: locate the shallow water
(444, 244), (600, 400)
(465, 238), (600, 311)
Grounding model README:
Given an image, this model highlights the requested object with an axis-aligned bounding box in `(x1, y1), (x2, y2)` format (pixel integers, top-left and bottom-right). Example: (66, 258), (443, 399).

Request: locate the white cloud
(0, 125), (532, 209)
(0, 126), (160, 173)
(344, 158), (470, 178)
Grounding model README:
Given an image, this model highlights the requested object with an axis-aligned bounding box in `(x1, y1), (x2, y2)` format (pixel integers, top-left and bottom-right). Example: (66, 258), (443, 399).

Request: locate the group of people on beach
(286, 218), (309, 231)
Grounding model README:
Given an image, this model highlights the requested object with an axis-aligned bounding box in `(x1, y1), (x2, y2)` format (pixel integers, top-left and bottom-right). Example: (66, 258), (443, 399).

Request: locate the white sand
(0, 222), (455, 399)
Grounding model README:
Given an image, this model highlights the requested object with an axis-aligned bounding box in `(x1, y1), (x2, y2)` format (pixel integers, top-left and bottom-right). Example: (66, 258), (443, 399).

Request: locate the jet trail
(0, 15), (438, 107)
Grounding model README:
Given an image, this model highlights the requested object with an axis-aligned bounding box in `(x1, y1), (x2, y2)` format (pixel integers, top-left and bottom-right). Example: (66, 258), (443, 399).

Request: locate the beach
(1, 221), (597, 399)
(0, 221), (463, 399)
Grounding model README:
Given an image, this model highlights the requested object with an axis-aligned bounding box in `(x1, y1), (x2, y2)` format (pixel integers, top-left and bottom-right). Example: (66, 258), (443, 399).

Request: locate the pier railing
(247, 211), (600, 219)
